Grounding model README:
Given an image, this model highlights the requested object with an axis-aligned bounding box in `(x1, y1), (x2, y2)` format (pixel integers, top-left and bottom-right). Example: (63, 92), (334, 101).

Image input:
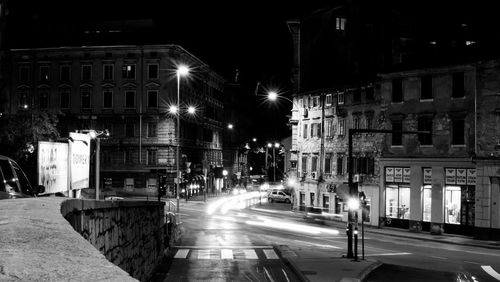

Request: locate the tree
(0, 110), (61, 182)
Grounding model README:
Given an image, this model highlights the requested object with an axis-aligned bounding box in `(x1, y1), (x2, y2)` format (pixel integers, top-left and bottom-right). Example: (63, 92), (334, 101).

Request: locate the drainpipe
(319, 93), (326, 205)
(139, 47), (143, 164)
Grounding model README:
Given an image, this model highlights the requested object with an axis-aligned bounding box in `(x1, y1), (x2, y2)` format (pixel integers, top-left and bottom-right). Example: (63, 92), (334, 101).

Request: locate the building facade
(290, 84), (383, 226)
(378, 60), (500, 239)
(7, 45), (225, 195)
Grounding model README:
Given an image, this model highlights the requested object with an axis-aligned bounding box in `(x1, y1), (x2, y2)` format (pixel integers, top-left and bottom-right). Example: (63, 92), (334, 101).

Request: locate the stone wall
(61, 199), (165, 282)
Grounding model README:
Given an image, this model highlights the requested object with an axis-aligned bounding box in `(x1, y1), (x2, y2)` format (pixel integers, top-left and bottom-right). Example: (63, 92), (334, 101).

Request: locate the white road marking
(176, 245), (273, 249)
(481, 266), (500, 281)
(263, 249), (279, 259)
(198, 249), (211, 259)
(174, 249), (189, 259)
(293, 239), (341, 249)
(221, 249), (233, 259)
(369, 252), (412, 256)
(465, 250), (500, 257)
(429, 255), (448, 260)
(243, 249), (259, 259)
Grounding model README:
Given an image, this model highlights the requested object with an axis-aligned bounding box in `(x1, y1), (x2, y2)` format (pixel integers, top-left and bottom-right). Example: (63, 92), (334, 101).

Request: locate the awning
(190, 174), (205, 182)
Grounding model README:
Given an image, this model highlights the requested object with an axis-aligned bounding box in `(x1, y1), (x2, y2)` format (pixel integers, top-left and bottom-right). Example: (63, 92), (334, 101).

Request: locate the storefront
(442, 168), (476, 235)
(384, 167), (411, 229)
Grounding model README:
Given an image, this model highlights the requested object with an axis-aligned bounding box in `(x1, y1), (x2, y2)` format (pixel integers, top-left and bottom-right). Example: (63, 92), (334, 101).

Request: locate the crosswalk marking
(198, 249), (211, 259)
(221, 249), (233, 259)
(173, 248), (278, 260)
(263, 249), (279, 259)
(174, 249), (189, 259)
(243, 249), (258, 259)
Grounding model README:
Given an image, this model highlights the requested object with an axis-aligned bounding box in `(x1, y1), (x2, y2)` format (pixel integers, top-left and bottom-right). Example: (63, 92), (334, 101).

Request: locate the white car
(267, 190), (291, 203)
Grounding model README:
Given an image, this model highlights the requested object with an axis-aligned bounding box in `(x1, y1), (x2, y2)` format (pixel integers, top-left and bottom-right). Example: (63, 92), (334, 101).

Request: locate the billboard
(38, 141), (69, 194)
(69, 132), (91, 190)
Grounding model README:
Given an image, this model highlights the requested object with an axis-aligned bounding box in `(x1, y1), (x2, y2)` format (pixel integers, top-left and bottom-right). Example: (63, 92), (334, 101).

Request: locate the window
(103, 64), (114, 80)
(19, 66), (30, 82)
(337, 92), (344, 105)
(323, 195), (330, 209)
(418, 116), (433, 145)
(325, 119), (332, 137)
(148, 122), (157, 137)
(366, 116), (373, 130)
(301, 155), (307, 174)
(147, 90), (158, 108)
(352, 89), (361, 103)
(326, 94), (332, 106)
(81, 90), (91, 109)
(310, 192), (315, 206)
(445, 186), (461, 224)
(392, 120), (403, 146)
(60, 90), (70, 108)
(311, 123), (321, 138)
(336, 17), (346, 31)
(366, 87), (374, 101)
(147, 150), (157, 165)
(40, 66), (50, 81)
(423, 185), (432, 222)
(392, 78), (403, 102)
(303, 124), (308, 139)
(60, 65), (71, 82)
(39, 92), (49, 108)
(325, 154), (332, 173)
(452, 72), (465, 98)
(353, 115), (360, 129)
(122, 64), (136, 79)
(298, 98), (303, 108)
(339, 119), (346, 136)
(313, 96), (319, 107)
(385, 184), (411, 219)
(148, 64), (159, 79)
(421, 75), (433, 100)
(125, 91), (135, 108)
(311, 155), (318, 172)
(103, 91), (113, 108)
(81, 65), (92, 81)
(124, 151), (133, 164)
(125, 123), (134, 137)
(452, 119), (465, 145)
(336, 156), (344, 175)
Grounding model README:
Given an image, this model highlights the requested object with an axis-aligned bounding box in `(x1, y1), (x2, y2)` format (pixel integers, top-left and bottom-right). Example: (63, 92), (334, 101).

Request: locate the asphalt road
(151, 192), (500, 282)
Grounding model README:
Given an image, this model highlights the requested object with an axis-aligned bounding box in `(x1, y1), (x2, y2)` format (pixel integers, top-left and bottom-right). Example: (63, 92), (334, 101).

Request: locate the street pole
(176, 72), (181, 215)
(362, 203), (365, 260)
(273, 147), (276, 182)
(345, 128), (430, 260)
(95, 137), (100, 200)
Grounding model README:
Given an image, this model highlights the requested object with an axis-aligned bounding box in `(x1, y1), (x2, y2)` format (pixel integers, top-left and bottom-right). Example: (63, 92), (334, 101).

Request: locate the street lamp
(79, 129), (110, 200)
(267, 142), (280, 182)
(175, 64), (190, 214)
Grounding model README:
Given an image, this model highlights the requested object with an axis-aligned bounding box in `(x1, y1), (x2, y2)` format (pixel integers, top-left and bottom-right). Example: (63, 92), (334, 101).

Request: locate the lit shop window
(445, 186), (461, 224)
(423, 185), (432, 222)
(385, 184), (410, 219)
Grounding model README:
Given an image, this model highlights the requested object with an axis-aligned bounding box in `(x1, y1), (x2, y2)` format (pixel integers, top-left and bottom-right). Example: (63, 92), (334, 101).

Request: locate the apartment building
(378, 60), (500, 239)
(7, 45), (225, 194)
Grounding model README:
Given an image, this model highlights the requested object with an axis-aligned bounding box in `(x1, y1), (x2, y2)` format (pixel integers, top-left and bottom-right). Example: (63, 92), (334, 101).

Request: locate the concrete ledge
(0, 198), (136, 281)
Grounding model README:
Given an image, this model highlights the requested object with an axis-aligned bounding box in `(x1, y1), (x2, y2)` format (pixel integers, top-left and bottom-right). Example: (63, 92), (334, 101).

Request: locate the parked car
(267, 190), (291, 203)
(0, 155), (45, 199)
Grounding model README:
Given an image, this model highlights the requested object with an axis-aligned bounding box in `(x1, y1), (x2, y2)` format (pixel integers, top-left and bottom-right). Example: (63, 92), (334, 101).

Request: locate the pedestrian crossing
(173, 247), (280, 260)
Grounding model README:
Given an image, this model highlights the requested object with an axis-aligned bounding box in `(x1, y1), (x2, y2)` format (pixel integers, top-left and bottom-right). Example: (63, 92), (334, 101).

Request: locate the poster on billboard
(69, 132), (91, 190)
(38, 141), (69, 194)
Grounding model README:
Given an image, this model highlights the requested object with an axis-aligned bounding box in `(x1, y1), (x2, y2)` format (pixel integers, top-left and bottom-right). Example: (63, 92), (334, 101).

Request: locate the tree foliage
(0, 110), (61, 161)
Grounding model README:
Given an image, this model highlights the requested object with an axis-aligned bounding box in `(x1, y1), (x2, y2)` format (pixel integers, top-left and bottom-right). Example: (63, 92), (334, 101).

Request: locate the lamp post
(267, 142), (280, 182)
(80, 129), (109, 200)
(175, 65), (189, 214)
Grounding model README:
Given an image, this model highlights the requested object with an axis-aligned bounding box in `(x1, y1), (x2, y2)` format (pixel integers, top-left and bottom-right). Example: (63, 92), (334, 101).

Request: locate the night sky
(5, 0), (498, 141)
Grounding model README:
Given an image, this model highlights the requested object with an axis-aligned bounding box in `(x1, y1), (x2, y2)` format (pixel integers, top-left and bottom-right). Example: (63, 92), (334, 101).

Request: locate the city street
(153, 193), (500, 282)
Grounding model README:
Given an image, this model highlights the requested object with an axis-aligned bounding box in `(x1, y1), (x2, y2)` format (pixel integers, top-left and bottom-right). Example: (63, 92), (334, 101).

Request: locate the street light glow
(347, 198), (360, 211)
(252, 138), (257, 142)
(169, 105), (178, 114)
(177, 65), (190, 76)
(227, 123), (234, 129)
(267, 143), (272, 148)
(187, 106), (196, 114)
(274, 142), (280, 148)
(268, 91), (278, 101)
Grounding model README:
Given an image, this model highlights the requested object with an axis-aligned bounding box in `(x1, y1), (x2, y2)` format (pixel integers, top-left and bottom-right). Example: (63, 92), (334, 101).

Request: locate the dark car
(0, 155), (45, 199)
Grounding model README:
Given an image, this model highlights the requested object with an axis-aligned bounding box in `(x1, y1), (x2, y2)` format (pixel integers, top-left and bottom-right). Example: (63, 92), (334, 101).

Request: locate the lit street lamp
(267, 142), (280, 182)
(175, 65), (190, 215)
(79, 129), (110, 200)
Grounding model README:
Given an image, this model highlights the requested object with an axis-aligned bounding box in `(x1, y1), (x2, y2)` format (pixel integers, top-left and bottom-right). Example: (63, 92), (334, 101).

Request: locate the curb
(358, 260), (383, 281)
(274, 245), (309, 282)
